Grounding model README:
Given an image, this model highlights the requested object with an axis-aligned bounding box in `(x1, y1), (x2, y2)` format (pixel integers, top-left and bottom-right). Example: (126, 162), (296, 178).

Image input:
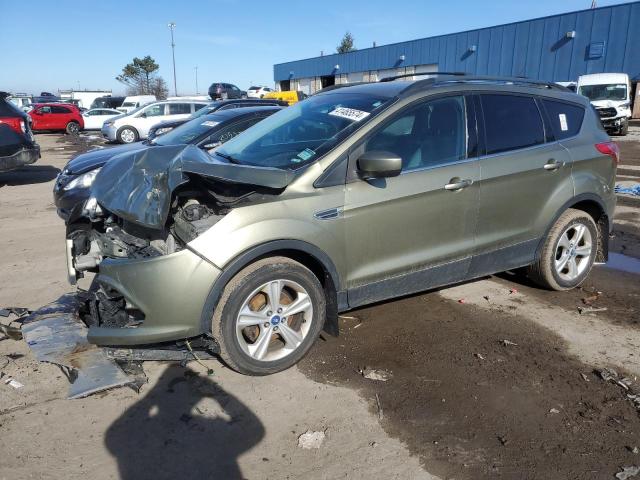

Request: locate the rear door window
(51, 106), (71, 114)
(541, 99), (585, 140)
(481, 94), (545, 155)
(168, 103), (191, 115)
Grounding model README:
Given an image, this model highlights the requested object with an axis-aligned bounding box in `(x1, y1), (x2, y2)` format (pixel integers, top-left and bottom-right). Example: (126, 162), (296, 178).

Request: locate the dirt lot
(1, 130), (639, 480)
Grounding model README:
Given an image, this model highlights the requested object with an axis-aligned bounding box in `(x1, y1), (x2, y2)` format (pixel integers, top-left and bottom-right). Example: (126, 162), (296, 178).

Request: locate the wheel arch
(200, 240), (343, 337)
(536, 193), (610, 263)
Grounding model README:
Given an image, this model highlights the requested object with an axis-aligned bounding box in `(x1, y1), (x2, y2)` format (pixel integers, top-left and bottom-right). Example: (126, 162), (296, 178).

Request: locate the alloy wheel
(554, 223), (593, 282)
(235, 279), (313, 362)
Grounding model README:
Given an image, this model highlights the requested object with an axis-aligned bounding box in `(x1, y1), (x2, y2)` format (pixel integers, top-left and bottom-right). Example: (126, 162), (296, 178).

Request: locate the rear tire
(117, 126), (138, 144)
(66, 121), (80, 135)
(527, 208), (598, 291)
(211, 257), (326, 375)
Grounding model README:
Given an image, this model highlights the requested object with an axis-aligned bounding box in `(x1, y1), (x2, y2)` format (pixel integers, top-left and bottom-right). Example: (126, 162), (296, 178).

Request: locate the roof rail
(432, 75), (570, 91)
(380, 71), (467, 82)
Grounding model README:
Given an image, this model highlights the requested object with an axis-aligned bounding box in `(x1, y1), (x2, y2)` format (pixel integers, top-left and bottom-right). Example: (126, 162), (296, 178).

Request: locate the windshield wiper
(216, 151), (240, 164)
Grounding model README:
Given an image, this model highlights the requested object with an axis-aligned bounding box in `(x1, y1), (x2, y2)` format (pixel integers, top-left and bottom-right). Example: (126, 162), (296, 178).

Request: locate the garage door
(347, 72), (365, 83)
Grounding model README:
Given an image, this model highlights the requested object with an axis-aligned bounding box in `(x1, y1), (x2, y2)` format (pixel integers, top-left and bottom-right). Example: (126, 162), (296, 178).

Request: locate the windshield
(579, 84), (627, 101)
(215, 92), (390, 169)
(153, 114), (224, 146)
(191, 104), (219, 119)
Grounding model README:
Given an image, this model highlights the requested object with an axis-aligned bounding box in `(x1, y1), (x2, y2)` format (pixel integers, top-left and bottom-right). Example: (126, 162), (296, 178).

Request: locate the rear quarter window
(481, 94), (545, 155)
(541, 99), (585, 139)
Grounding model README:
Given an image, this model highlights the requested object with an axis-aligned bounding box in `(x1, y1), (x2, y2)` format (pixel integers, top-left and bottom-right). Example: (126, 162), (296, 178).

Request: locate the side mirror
(357, 150), (402, 179)
(202, 141), (221, 151)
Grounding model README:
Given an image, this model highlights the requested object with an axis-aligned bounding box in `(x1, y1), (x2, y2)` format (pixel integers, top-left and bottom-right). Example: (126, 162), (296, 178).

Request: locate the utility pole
(168, 22), (177, 96)
(194, 66), (199, 94)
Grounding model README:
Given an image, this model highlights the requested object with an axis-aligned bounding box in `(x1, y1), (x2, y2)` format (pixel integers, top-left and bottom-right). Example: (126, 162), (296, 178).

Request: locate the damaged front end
(65, 144), (291, 347)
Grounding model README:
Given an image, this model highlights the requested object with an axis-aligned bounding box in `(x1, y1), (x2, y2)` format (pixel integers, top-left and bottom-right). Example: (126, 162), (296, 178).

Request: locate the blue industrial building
(273, 1), (640, 94)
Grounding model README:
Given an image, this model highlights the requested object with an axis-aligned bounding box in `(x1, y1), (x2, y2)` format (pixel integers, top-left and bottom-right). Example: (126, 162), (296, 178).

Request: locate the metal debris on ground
(578, 306), (608, 315)
(580, 373), (590, 382)
(549, 408), (560, 414)
(297, 430), (326, 449)
(616, 466), (640, 480)
(359, 367), (393, 382)
(0, 306), (30, 341)
(597, 368), (640, 412)
(475, 353), (485, 360)
(627, 446), (639, 454)
(501, 339), (518, 346)
(20, 294), (135, 399)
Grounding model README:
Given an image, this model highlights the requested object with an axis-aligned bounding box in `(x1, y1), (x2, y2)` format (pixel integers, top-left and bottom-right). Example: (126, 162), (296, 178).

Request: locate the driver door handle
(444, 178), (473, 191)
(543, 159), (565, 171)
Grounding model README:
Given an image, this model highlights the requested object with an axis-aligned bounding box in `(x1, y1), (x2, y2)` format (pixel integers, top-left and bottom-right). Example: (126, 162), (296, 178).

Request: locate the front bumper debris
(21, 294), (135, 398)
(0, 144), (40, 173)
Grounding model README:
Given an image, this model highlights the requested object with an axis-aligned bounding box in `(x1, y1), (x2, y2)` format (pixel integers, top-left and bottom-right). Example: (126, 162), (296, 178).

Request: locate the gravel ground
(0, 129), (639, 480)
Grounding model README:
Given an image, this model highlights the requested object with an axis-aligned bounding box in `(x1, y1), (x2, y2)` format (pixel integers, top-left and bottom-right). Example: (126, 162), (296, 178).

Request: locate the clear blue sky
(0, 0), (634, 95)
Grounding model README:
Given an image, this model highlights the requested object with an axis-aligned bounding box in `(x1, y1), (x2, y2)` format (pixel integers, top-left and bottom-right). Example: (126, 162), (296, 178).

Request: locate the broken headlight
(82, 195), (103, 220)
(64, 168), (101, 190)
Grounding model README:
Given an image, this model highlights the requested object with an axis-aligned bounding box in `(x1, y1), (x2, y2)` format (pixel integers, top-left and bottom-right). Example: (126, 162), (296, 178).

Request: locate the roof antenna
(590, 0), (597, 8)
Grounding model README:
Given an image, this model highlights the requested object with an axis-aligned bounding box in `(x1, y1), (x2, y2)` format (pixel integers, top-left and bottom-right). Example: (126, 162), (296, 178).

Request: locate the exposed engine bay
(65, 144), (291, 329)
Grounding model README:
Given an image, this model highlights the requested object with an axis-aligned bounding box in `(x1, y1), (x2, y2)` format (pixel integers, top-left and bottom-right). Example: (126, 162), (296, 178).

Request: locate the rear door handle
(543, 159), (564, 171)
(444, 178), (473, 191)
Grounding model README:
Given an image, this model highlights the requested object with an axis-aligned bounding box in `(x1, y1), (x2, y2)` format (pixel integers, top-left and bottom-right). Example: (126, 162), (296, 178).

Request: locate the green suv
(68, 74), (619, 375)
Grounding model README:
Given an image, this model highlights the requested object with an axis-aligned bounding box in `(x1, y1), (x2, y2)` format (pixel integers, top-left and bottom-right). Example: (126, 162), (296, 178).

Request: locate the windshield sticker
(328, 107), (370, 122)
(559, 113), (568, 131)
(296, 148), (316, 161)
(201, 121), (219, 127)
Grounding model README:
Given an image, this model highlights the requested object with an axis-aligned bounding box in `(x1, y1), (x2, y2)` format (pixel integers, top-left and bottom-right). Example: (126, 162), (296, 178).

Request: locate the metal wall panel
(274, 2), (640, 83)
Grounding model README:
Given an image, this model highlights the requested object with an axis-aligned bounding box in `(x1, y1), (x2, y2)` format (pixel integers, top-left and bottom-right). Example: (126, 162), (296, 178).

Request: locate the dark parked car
(0, 92), (40, 172)
(208, 82), (247, 100)
(54, 106), (281, 221)
(147, 99), (289, 140)
(90, 96), (125, 110)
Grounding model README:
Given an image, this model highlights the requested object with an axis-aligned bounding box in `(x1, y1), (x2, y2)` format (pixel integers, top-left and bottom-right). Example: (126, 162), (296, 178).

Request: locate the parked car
(63, 74), (617, 375)
(247, 86), (275, 99)
(117, 95), (157, 114)
(577, 73), (632, 135)
(262, 90), (307, 105)
(147, 99), (289, 140)
(55, 106), (281, 221)
(90, 96), (125, 110)
(8, 95), (33, 112)
(29, 103), (84, 134)
(102, 100), (208, 143)
(0, 92), (40, 172)
(208, 83), (246, 100)
(81, 108), (122, 130)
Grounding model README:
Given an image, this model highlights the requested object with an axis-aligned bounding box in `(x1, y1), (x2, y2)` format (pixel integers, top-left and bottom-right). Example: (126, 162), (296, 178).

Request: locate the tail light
(0, 117), (26, 135)
(595, 141), (620, 165)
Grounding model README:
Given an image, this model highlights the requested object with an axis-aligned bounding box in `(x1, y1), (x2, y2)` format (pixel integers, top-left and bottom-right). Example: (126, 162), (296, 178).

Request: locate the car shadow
(105, 365), (265, 479)
(0, 165), (60, 187)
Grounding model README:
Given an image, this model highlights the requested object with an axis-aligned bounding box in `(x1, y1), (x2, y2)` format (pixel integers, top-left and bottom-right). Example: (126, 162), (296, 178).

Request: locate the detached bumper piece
(21, 293), (135, 399)
(0, 145), (40, 173)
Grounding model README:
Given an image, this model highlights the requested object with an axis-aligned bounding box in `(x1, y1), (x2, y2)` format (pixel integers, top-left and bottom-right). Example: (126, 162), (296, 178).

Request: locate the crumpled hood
(66, 142), (146, 175)
(91, 144), (293, 230)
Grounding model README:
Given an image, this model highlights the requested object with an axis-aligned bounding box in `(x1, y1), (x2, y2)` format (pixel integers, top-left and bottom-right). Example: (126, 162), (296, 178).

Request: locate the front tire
(212, 257), (326, 375)
(527, 208), (598, 291)
(66, 121), (80, 135)
(117, 126), (138, 144)
(619, 119), (629, 136)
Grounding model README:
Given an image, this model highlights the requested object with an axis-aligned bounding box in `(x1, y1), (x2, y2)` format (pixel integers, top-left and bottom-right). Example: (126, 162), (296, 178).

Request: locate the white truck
(117, 95), (157, 114)
(577, 73), (632, 136)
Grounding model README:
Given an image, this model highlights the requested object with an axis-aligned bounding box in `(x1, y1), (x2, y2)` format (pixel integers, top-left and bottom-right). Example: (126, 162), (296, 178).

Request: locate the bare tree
(337, 32), (357, 54)
(116, 56), (168, 97)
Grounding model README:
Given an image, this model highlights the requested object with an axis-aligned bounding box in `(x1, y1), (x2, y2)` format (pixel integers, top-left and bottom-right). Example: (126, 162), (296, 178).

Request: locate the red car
(29, 103), (84, 134)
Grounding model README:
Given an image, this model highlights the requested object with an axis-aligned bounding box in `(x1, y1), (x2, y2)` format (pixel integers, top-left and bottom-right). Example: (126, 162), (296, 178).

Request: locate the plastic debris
(549, 408), (560, 414)
(297, 430), (326, 449)
(580, 373), (590, 382)
(509, 288), (518, 294)
(475, 353), (485, 360)
(616, 466), (640, 480)
(3, 376), (23, 389)
(626, 446), (639, 454)
(376, 393), (384, 420)
(615, 184), (640, 196)
(360, 367), (393, 382)
(501, 339), (518, 346)
(458, 299), (465, 304)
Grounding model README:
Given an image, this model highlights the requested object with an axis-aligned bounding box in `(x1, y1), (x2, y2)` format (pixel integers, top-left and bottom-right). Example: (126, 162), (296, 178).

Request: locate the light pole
(194, 66), (199, 94)
(168, 22), (177, 96)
